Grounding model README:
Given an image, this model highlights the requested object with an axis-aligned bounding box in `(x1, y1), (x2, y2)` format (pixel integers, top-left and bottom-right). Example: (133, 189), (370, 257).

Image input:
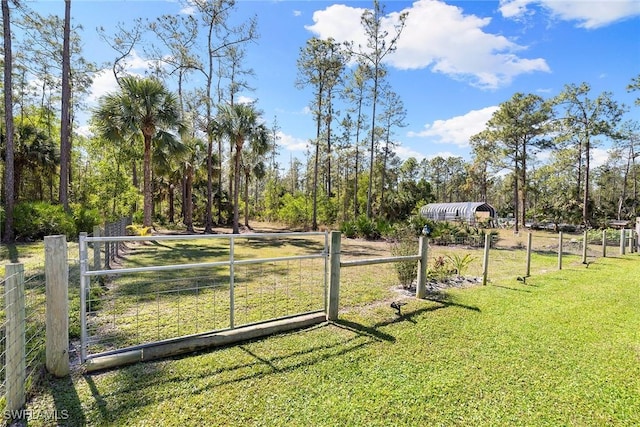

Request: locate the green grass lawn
(21, 250), (640, 426)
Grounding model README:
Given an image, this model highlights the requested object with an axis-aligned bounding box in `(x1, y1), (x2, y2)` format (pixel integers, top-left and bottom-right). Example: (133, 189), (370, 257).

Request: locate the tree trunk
(59, 0), (71, 211)
(244, 170), (250, 227)
(3, 0), (15, 241)
(168, 184), (175, 224)
(185, 167), (194, 233)
(367, 76), (378, 219)
(583, 136), (591, 226)
(354, 97), (362, 220)
(520, 143), (527, 228)
(205, 136), (214, 233)
(232, 141), (242, 234)
(143, 135), (153, 227)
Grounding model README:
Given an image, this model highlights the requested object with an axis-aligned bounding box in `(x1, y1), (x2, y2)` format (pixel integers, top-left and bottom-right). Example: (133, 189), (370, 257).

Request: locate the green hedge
(12, 201), (99, 241)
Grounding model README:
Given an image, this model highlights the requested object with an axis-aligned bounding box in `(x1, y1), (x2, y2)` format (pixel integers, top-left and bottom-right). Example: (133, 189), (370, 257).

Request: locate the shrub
(277, 193), (311, 228)
(355, 215), (379, 239)
(13, 202), (77, 240)
(340, 221), (357, 238)
(126, 224), (153, 236)
(374, 218), (393, 239)
(429, 256), (453, 281)
(445, 253), (476, 277)
(71, 203), (101, 234)
(132, 211), (144, 225)
(389, 235), (418, 288)
(408, 214), (430, 236)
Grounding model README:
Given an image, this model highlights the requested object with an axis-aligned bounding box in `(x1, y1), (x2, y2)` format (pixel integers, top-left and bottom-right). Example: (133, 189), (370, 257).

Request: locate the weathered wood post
(558, 232), (563, 270)
(525, 232), (532, 277)
(5, 263), (25, 412)
(482, 233), (490, 286)
(45, 235), (69, 377)
(581, 229), (588, 264)
(327, 231), (341, 321)
(93, 225), (102, 269)
(602, 229), (607, 258)
(416, 236), (428, 299)
(620, 229), (626, 255)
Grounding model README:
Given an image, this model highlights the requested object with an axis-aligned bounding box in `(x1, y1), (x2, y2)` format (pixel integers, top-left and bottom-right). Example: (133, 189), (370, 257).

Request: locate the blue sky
(28, 0), (640, 166)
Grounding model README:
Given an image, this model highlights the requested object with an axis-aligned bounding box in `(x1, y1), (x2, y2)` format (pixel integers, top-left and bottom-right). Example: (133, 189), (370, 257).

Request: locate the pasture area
(5, 228), (640, 426)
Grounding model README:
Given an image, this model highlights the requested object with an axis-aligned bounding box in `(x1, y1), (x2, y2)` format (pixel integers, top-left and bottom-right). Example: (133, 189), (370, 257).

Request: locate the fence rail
(79, 232), (328, 364)
(0, 225), (638, 411)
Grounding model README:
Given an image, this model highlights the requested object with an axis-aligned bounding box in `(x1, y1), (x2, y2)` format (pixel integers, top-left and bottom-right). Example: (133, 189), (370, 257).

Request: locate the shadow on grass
(80, 322), (380, 422)
(423, 292), (482, 313)
(332, 318), (397, 342)
(491, 284), (533, 293)
(240, 236), (326, 252)
(334, 297), (481, 338)
(31, 373), (87, 427)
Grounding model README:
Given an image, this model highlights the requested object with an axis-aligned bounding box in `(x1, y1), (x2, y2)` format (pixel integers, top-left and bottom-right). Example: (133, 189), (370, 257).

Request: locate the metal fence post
(327, 231), (341, 320)
(558, 232), (563, 270)
(45, 235), (70, 377)
(482, 233), (490, 286)
(416, 237), (428, 299)
(5, 263), (25, 412)
(79, 233), (89, 363)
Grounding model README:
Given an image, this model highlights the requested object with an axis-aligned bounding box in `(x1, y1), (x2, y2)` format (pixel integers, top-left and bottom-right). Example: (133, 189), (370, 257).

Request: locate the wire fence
(336, 228), (639, 312)
(0, 225), (637, 401)
(0, 241), (79, 416)
(80, 232), (328, 361)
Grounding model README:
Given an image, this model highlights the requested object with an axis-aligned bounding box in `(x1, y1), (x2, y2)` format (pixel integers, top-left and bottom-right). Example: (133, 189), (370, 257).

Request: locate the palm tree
(93, 76), (183, 227)
(218, 103), (265, 234)
(241, 123), (270, 227)
(152, 130), (189, 224)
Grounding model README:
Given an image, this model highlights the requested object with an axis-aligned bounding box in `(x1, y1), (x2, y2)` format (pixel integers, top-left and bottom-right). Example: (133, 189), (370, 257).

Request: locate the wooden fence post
(558, 232), (563, 270)
(620, 229), (626, 256)
(482, 233), (490, 286)
(416, 237), (428, 299)
(327, 231), (341, 321)
(45, 235), (69, 377)
(581, 229), (588, 264)
(525, 232), (532, 277)
(5, 263), (25, 412)
(602, 229), (607, 258)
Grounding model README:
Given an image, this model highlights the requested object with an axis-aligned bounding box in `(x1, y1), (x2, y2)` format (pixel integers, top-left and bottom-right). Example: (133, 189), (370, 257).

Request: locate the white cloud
(87, 49), (157, 104)
(278, 131), (309, 152)
(393, 145), (462, 162)
(236, 95), (255, 105)
(293, 10), (302, 17)
(87, 69), (119, 104)
(394, 145), (427, 161)
(407, 106), (498, 147)
(306, 0), (550, 89)
(591, 148), (609, 168)
(499, 0), (640, 29)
